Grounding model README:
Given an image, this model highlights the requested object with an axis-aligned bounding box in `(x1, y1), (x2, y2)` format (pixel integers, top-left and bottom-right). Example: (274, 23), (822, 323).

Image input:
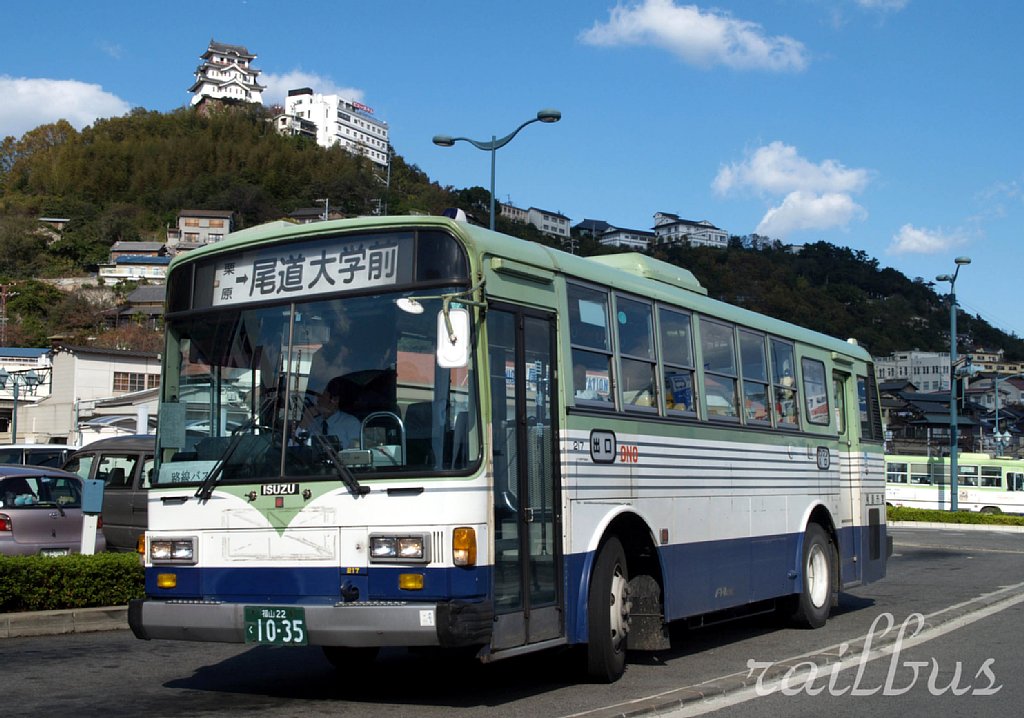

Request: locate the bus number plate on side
(244, 606), (307, 645)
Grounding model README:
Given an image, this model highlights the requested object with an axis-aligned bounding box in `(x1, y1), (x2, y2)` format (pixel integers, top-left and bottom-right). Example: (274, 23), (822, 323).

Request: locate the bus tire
(586, 536), (631, 682)
(788, 523), (834, 629)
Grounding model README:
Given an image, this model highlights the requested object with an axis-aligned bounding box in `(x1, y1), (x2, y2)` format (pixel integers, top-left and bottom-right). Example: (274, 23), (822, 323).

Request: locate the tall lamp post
(936, 256), (971, 511)
(0, 368), (42, 443)
(433, 109), (561, 230)
(992, 372), (1022, 455)
(314, 198), (330, 221)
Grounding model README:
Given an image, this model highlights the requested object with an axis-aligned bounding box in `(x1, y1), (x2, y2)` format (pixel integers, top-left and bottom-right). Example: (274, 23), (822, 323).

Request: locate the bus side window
(886, 462), (908, 484)
(568, 284), (613, 405)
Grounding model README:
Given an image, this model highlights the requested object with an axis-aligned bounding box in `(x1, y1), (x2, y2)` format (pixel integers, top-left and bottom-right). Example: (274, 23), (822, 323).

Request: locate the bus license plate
(244, 606), (307, 645)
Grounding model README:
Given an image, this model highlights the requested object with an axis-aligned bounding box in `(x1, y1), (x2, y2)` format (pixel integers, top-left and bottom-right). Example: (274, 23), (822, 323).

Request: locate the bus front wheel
(786, 523), (835, 629)
(586, 536), (631, 682)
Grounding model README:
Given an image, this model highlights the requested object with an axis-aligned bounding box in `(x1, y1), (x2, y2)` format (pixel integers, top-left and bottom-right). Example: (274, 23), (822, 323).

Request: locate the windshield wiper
(309, 431), (370, 497)
(194, 393), (277, 502)
(194, 422), (251, 502)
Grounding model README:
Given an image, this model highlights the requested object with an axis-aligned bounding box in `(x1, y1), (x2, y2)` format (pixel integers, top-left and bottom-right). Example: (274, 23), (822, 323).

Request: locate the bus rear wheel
(586, 536), (631, 682)
(786, 523), (835, 629)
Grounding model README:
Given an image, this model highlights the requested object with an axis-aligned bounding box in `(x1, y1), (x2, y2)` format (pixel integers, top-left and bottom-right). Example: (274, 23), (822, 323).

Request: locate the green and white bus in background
(129, 215), (890, 682)
(885, 453), (1024, 514)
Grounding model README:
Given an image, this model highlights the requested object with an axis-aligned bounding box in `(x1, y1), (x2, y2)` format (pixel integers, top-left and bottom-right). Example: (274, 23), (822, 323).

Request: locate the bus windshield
(154, 289), (480, 486)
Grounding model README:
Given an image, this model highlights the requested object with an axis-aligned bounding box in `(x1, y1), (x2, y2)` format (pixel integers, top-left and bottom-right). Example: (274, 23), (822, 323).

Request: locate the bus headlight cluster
(149, 538), (197, 564)
(369, 534), (428, 563)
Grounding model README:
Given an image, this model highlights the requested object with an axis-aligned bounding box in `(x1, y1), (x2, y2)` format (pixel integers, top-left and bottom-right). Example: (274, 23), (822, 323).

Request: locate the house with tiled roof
(652, 212), (728, 249)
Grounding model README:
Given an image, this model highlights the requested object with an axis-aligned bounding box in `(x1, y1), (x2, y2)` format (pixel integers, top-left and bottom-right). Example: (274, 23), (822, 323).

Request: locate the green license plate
(244, 606), (307, 645)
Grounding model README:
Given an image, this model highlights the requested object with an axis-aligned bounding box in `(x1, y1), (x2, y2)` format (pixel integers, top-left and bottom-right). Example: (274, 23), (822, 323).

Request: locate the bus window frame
(657, 305), (698, 419)
(614, 293), (658, 415)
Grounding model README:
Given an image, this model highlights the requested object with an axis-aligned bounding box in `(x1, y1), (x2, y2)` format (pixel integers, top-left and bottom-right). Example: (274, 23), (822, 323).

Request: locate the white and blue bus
(129, 215), (889, 681)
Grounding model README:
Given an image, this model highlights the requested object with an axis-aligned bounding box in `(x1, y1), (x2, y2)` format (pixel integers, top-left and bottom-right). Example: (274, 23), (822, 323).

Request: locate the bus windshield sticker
(211, 235), (414, 306)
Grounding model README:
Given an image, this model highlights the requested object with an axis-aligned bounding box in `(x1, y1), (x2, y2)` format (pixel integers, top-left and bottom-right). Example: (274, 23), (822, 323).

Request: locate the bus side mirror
(437, 308), (470, 368)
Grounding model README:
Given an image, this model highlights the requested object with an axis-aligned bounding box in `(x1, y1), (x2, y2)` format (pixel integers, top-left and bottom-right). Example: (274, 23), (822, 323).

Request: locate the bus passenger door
(488, 306), (563, 650)
(833, 371), (858, 580)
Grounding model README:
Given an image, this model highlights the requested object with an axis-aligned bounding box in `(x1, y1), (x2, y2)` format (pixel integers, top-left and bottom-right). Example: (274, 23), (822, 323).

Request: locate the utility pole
(0, 283), (18, 346)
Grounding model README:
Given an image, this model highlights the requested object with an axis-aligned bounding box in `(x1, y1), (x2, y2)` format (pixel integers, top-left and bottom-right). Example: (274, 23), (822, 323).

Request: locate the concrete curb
(889, 520), (1024, 533)
(0, 605), (128, 639)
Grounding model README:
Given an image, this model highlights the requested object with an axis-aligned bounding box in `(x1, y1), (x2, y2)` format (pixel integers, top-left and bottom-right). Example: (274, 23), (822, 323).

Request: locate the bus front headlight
(150, 538), (197, 564)
(369, 534), (428, 563)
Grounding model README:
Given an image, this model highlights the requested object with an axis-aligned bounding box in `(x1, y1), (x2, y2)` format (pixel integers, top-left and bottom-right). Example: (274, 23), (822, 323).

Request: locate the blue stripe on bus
(563, 523), (886, 644)
(146, 522), (886, 643)
(145, 564), (490, 603)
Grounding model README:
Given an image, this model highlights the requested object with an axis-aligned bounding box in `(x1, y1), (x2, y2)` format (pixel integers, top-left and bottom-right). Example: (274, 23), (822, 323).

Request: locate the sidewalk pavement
(1, 522), (1018, 640)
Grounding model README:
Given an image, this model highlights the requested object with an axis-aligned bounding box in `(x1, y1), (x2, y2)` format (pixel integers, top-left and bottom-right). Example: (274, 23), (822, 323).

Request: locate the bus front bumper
(128, 598), (492, 647)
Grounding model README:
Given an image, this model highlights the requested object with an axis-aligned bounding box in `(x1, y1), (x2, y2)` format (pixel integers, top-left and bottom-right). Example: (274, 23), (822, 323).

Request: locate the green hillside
(1, 105), (1021, 359)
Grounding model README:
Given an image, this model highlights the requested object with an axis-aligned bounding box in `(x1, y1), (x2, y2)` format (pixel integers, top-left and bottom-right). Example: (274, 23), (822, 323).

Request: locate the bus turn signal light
(452, 527), (476, 566)
(399, 574), (424, 590)
(156, 573), (177, 589)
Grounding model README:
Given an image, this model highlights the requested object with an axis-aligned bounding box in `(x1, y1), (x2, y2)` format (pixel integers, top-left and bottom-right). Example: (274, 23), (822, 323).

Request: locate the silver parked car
(0, 465), (106, 556)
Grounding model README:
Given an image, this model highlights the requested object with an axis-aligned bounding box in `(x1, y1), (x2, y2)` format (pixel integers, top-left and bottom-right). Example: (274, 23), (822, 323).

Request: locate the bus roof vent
(587, 253), (707, 295)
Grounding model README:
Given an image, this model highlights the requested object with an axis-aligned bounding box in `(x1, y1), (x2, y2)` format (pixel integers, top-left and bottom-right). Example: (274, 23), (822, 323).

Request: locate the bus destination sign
(211, 235), (414, 306)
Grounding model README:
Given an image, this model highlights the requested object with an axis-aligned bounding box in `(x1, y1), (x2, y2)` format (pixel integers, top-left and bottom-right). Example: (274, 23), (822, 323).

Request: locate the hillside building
(282, 88), (390, 168)
(500, 202), (571, 240)
(873, 350), (952, 393)
(599, 227), (655, 251)
(166, 209), (234, 252)
(652, 212), (728, 249)
(189, 40), (265, 107)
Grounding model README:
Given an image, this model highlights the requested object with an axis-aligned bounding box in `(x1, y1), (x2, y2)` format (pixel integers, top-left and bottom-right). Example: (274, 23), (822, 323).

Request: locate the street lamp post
(0, 368), (42, 443)
(314, 198), (330, 221)
(992, 372), (1022, 455)
(936, 256), (971, 511)
(433, 109), (561, 231)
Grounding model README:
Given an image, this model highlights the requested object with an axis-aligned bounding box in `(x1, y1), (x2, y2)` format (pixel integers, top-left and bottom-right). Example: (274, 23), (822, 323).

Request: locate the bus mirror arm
(441, 281), (486, 343)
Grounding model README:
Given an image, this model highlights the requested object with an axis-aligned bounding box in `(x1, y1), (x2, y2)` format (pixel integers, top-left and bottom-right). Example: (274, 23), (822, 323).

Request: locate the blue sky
(2, 0), (1022, 339)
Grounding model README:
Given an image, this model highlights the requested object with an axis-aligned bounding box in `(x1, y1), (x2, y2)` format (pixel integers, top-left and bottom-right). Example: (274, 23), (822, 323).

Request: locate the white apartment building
(189, 40), (264, 106)
(284, 88), (390, 168)
(15, 345), (160, 443)
(526, 207), (570, 240)
(652, 212), (728, 249)
(499, 203), (529, 225)
(499, 203), (571, 240)
(874, 350), (952, 393)
(599, 227), (655, 251)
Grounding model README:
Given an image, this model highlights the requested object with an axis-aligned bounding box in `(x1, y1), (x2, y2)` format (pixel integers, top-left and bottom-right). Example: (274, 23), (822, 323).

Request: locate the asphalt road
(2, 526), (1022, 718)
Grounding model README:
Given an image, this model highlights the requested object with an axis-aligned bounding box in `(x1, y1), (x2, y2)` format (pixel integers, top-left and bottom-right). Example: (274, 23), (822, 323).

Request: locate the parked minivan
(62, 435), (155, 552)
(0, 444), (78, 468)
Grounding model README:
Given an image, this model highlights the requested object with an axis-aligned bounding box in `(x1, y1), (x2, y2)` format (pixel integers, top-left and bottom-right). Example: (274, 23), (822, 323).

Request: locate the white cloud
(888, 224), (964, 255)
(0, 76), (131, 138)
(713, 141), (869, 196)
(260, 70), (365, 107)
(579, 0), (808, 72)
(757, 191), (867, 236)
(714, 142), (871, 237)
